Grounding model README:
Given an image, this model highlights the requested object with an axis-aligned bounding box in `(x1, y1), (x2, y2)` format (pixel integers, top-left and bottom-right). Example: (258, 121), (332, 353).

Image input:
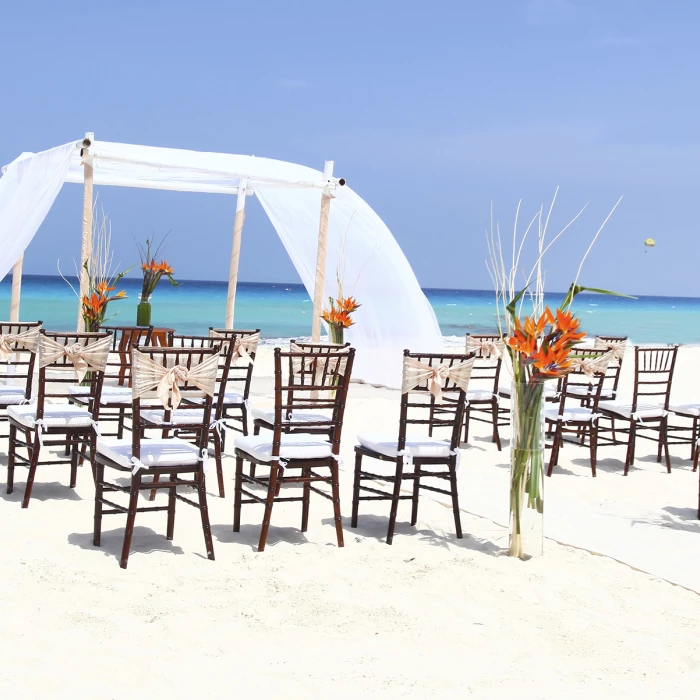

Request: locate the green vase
(136, 302), (152, 327)
(329, 324), (344, 344)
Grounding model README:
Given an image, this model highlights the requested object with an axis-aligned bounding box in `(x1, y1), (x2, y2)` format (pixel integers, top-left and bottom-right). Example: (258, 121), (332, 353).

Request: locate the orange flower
(96, 281), (116, 294)
(114, 290), (127, 299)
(554, 309), (582, 335)
(337, 296), (359, 313)
(157, 261), (174, 274)
(531, 344), (571, 377)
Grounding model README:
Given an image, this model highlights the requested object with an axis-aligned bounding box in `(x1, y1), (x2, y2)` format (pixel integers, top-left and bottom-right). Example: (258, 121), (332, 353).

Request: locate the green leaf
(560, 283), (636, 310)
(506, 286), (529, 319)
(167, 274), (179, 287)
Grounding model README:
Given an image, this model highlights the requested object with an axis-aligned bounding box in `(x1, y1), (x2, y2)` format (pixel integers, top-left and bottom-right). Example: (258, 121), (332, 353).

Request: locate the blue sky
(1, 0), (698, 296)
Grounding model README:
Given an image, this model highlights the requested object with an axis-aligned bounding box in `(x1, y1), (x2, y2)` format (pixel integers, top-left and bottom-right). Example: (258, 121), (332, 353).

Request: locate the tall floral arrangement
(487, 189), (627, 559)
(136, 236), (178, 326)
(322, 296), (360, 344)
(59, 204), (129, 331)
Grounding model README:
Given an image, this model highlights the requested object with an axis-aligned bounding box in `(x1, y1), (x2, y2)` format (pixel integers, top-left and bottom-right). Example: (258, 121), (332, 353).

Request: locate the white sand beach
(0, 345), (699, 699)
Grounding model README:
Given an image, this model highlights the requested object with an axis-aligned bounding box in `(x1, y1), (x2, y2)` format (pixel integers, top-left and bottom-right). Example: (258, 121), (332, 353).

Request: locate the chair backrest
(594, 335), (628, 397)
(37, 331), (112, 419)
(0, 321), (42, 399)
(172, 334), (236, 415)
(400, 350), (474, 452)
(290, 340), (351, 353)
(465, 334), (504, 393)
(98, 325), (154, 387)
(130, 346), (218, 462)
(558, 347), (611, 415)
(208, 328), (260, 401)
(631, 346), (678, 412)
(272, 346), (355, 455)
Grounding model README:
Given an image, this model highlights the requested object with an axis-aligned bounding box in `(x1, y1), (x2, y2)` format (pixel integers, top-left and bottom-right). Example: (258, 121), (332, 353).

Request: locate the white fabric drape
(257, 186), (443, 387)
(0, 142), (74, 282)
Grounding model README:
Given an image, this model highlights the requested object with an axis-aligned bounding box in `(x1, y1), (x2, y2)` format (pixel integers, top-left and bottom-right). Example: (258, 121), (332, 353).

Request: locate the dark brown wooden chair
(233, 346), (355, 552)
(251, 340), (351, 440)
(0, 321), (42, 420)
(91, 346), (219, 569)
(352, 350), (473, 544)
(71, 325), (153, 438)
(598, 345), (678, 475)
(667, 403), (700, 472)
(461, 334), (508, 450)
(209, 328), (260, 435)
(545, 348), (611, 477)
(144, 333), (236, 497)
(7, 331), (111, 508)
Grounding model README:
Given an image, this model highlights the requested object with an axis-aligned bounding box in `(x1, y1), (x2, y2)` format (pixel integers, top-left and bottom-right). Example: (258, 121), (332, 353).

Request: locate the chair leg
(196, 467), (215, 561)
(117, 407), (126, 440)
(351, 452), (362, 528)
(691, 418), (698, 469)
(301, 467), (310, 532)
(241, 404), (249, 436)
(69, 435), (79, 489)
(656, 422), (664, 463)
(448, 456), (463, 539)
(611, 418), (617, 443)
(258, 462), (279, 552)
(7, 423), (16, 494)
(120, 473), (142, 569)
(410, 466), (420, 526)
(214, 432), (225, 498)
(233, 456), (244, 532)
(93, 462), (104, 546)
(22, 432), (41, 509)
(386, 457), (404, 545)
(624, 421), (636, 476)
(463, 407), (471, 444)
(546, 423), (561, 477)
(661, 417), (672, 474)
(148, 474), (160, 501)
(492, 400), (502, 451)
(166, 472), (177, 540)
(589, 424), (598, 477)
(330, 461), (344, 547)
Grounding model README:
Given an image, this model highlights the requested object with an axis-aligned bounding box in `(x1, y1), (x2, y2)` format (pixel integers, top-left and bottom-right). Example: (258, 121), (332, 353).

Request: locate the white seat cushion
(141, 408), (206, 426)
(220, 389), (245, 405)
(96, 436), (201, 469)
(669, 403), (700, 417)
(0, 386), (28, 405)
(545, 407), (598, 423)
(498, 384), (558, 399)
(356, 433), (452, 459)
(235, 433), (332, 462)
(567, 385), (616, 400)
(250, 405), (331, 426)
(598, 401), (666, 419)
(466, 389), (495, 402)
(8, 403), (93, 429)
(68, 385), (133, 405)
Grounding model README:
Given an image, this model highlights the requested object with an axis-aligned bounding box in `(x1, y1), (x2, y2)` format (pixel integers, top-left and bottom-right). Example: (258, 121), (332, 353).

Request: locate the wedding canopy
(0, 135), (443, 386)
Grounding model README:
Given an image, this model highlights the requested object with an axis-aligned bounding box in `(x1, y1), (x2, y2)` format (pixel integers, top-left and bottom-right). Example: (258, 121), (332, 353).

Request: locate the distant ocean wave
(1, 275), (698, 345)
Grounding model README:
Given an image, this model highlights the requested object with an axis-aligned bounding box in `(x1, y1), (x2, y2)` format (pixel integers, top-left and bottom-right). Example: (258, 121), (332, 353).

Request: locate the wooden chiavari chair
(598, 345), (678, 475)
(352, 350), (473, 544)
(0, 321), (42, 420)
(91, 346), (219, 569)
(7, 331), (111, 508)
(233, 346), (355, 552)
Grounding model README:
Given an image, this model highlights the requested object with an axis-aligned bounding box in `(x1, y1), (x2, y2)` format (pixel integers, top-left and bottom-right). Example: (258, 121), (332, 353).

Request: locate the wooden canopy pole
(77, 132), (94, 331)
(225, 180), (248, 329)
(311, 161), (334, 341)
(9, 255), (24, 322)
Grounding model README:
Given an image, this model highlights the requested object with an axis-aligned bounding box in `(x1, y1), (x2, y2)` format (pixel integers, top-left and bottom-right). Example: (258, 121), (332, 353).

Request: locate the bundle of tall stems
(486, 188), (627, 559)
(59, 202), (130, 331)
(137, 236), (178, 302)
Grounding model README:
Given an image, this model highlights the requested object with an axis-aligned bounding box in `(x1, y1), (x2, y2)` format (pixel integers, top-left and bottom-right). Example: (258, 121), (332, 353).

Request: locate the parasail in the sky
(644, 238), (656, 252)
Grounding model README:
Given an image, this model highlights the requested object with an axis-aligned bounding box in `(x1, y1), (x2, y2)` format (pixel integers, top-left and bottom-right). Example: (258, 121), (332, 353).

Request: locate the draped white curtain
(0, 142), (74, 282)
(0, 140), (443, 388)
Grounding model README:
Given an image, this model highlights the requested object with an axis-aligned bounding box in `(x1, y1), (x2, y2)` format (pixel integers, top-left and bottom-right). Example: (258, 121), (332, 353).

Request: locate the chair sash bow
(0, 326), (41, 362)
(569, 352), (612, 379)
(131, 349), (219, 409)
(289, 342), (348, 377)
(210, 330), (260, 365)
(594, 338), (626, 363)
(401, 356), (474, 402)
(39, 334), (111, 383)
(466, 337), (503, 359)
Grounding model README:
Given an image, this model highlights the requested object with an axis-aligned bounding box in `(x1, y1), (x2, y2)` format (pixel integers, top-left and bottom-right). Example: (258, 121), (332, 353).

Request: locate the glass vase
(509, 377), (545, 559)
(136, 298), (151, 327)
(329, 324), (344, 344)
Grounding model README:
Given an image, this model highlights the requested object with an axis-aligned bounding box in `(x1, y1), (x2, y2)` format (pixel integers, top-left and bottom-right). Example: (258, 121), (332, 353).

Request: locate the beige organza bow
(39, 334), (111, 383)
(569, 352), (612, 378)
(401, 356), (474, 402)
(0, 326), (41, 362)
(210, 330), (260, 365)
(466, 337), (504, 359)
(594, 338), (626, 363)
(131, 348), (219, 409)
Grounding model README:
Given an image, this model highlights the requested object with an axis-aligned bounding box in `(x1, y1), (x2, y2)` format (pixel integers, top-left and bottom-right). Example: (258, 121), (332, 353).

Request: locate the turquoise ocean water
(0, 275), (698, 345)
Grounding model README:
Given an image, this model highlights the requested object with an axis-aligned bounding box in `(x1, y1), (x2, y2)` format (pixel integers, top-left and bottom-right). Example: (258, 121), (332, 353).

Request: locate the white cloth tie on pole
(34, 419), (47, 447)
